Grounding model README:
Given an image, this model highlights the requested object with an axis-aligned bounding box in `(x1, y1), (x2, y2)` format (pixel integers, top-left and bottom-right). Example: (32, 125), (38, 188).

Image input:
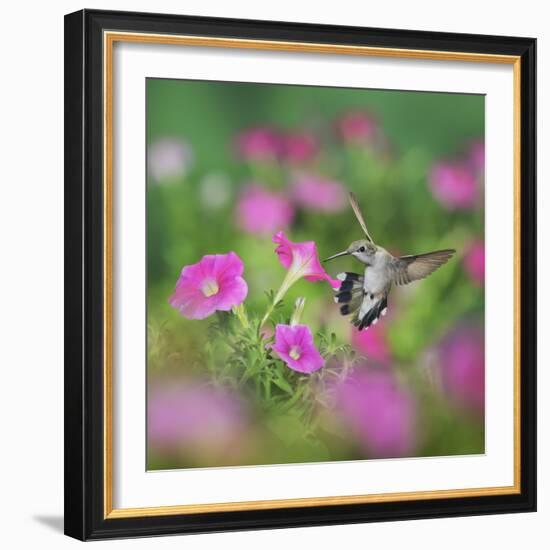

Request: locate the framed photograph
(64, 9), (536, 541)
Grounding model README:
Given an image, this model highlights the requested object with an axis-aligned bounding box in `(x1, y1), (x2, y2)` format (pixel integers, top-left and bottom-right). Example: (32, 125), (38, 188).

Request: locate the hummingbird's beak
(323, 250), (349, 262)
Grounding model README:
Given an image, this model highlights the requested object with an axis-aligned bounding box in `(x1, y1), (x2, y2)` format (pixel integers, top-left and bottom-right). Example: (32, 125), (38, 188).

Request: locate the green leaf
(272, 374), (294, 395)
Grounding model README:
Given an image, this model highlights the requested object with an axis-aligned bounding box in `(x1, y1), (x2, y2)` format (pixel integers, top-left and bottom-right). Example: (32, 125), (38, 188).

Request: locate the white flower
(199, 172), (232, 209)
(148, 137), (193, 183)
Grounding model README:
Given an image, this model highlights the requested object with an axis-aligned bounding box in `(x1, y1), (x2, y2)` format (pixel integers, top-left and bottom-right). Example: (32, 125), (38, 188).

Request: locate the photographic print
(146, 79), (485, 471)
(65, 11), (536, 539)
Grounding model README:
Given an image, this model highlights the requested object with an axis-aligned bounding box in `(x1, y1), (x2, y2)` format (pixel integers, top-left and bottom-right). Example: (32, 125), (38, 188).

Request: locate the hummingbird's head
(323, 239), (377, 264)
(347, 239), (377, 264)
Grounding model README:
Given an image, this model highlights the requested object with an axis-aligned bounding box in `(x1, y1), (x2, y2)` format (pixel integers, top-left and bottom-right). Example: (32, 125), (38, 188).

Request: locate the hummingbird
(324, 192), (456, 331)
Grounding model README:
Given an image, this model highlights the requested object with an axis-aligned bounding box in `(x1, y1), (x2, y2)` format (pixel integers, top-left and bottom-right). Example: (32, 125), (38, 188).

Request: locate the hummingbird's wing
(348, 192), (375, 243)
(391, 249), (455, 286)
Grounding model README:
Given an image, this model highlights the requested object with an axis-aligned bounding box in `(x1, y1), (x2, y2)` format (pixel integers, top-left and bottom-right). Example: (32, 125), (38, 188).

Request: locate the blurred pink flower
(463, 240), (485, 286)
(148, 381), (247, 453)
(273, 231), (340, 288)
(336, 111), (378, 144)
(236, 184), (294, 235)
(437, 325), (485, 414)
(148, 137), (193, 182)
(468, 140), (485, 175)
(169, 252), (248, 320)
(429, 161), (478, 210)
(291, 175), (347, 212)
(272, 324), (324, 373)
(260, 325), (274, 342)
(351, 325), (391, 364)
(335, 368), (418, 458)
(282, 132), (318, 163)
(235, 127), (282, 161)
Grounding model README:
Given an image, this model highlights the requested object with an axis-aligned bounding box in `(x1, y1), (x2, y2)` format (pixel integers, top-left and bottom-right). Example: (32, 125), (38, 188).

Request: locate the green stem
(232, 303), (250, 329)
(290, 297), (306, 326)
(259, 272), (294, 330)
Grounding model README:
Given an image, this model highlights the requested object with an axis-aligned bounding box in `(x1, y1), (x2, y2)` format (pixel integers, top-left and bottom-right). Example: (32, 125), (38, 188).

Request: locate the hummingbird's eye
(358, 246), (366, 253)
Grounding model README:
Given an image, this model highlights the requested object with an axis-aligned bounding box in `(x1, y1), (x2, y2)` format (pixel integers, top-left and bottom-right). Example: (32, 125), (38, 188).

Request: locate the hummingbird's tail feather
(354, 295), (388, 331)
(335, 271), (388, 330)
(334, 273), (363, 298)
(334, 272), (364, 317)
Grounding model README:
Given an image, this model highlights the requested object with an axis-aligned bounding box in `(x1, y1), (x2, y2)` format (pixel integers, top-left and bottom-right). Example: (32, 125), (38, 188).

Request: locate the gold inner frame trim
(103, 30), (522, 519)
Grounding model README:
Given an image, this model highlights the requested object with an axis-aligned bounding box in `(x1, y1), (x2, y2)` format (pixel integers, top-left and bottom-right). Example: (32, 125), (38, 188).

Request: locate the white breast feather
(363, 265), (387, 296)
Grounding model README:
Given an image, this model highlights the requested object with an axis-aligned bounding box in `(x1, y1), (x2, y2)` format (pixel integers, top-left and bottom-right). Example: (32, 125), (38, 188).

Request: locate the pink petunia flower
(236, 184), (294, 235)
(429, 161), (478, 210)
(260, 232), (339, 327)
(351, 325), (391, 364)
(273, 231), (340, 288)
(148, 380), (248, 457)
(148, 137), (193, 182)
(336, 111), (378, 144)
(282, 132), (318, 163)
(335, 367), (418, 458)
(291, 175), (347, 212)
(235, 127), (282, 161)
(437, 325), (485, 414)
(169, 252), (248, 320)
(463, 240), (485, 286)
(272, 324), (324, 373)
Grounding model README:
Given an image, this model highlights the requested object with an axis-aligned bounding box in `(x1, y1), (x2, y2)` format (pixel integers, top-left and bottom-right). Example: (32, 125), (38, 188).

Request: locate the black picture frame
(64, 8), (536, 541)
